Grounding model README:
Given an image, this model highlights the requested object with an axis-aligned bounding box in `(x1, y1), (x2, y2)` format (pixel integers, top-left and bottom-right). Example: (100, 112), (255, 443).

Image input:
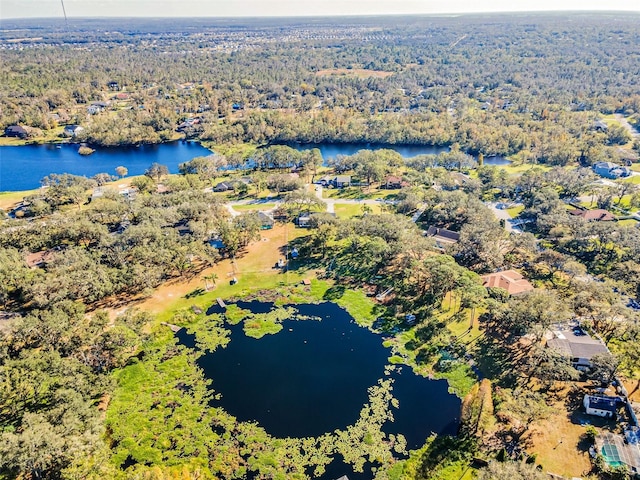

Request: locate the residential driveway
(488, 203), (521, 233)
(315, 185), (335, 213)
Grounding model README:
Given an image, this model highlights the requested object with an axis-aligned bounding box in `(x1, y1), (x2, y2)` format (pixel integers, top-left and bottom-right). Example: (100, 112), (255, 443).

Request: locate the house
(569, 208), (615, 222)
(481, 270), (534, 295)
(317, 175), (351, 188)
(108, 81), (120, 90)
(383, 176), (409, 189)
(593, 161), (631, 179)
(87, 101), (109, 115)
(425, 226), (460, 249)
(213, 181), (234, 192)
(333, 175), (351, 188)
(63, 125), (84, 137)
(297, 213), (312, 227)
(4, 125), (28, 138)
(115, 92), (129, 100)
(546, 325), (610, 370)
(25, 249), (58, 268)
(583, 395), (621, 418)
(257, 211), (274, 230)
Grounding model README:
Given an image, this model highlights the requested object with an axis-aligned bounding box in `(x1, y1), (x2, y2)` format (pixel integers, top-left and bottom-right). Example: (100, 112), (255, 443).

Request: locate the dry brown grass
(525, 384), (606, 477)
(315, 68), (394, 78)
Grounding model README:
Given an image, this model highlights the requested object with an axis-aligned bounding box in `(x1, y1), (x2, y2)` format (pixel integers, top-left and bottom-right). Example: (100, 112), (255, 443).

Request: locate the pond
(178, 301), (460, 479)
(0, 141), (212, 192)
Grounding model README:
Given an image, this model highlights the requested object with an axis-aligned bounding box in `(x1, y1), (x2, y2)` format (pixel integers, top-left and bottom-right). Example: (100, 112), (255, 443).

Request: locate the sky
(1, 0), (639, 19)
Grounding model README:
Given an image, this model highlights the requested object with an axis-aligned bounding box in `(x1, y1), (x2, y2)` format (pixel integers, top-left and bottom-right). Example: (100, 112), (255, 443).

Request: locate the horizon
(1, 0), (639, 20)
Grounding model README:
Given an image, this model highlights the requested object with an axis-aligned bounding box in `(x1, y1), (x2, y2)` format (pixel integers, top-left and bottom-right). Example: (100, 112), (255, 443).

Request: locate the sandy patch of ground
(106, 224), (297, 319)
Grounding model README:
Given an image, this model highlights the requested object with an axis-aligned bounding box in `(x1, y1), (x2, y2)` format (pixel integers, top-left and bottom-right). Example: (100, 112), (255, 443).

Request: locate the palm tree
(203, 273), (218, 291)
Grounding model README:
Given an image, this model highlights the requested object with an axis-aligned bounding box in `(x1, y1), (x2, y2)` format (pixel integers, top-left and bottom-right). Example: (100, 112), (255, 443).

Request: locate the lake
(0, 141), (213, 192)
(178, 301), (461, 479)
(291, 142), (510, 166)
(0, 141), (510, 192)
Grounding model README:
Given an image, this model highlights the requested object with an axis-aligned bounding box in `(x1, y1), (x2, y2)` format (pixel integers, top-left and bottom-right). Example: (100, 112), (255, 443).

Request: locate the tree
(115, 165), (128, 178)
(588, 353), (620, 385)
(92, 173), (115, 186)
(282, 190), (326, 217)
(203, 272), (218, 291)
(179, 154), (226, 184)
(145, 163), (169, 183)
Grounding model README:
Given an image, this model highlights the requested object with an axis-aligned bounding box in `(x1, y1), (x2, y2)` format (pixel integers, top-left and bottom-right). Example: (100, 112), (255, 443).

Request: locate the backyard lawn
(334, 202), (382, 218)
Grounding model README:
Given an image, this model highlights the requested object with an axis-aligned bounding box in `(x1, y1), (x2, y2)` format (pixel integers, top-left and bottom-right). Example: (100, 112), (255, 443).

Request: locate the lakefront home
(63, 125), (84, 137)
(4, 125), (29, 138)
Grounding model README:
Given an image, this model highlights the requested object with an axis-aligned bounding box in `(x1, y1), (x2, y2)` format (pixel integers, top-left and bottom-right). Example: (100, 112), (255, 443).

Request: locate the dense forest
(1, 14), (639, 161)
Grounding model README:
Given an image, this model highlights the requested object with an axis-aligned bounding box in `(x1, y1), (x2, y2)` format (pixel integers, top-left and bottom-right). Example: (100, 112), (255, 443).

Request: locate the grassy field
(527, 399), (600, 477)
(622, 174), (640, 184)
(0, 189), (39, 210)
(334, 202), (382, 218)
(0, 126), (66, 146)
(231, 202), (276, 212)
(617, 218), (639, 227)
(322, 186), (395, 200)
(500, 163), (553, 176)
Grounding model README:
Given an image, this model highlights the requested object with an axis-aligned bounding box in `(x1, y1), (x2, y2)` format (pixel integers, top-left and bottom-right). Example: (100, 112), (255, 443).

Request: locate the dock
(160, 322), (182, 333)
(217, 298), (227, 309)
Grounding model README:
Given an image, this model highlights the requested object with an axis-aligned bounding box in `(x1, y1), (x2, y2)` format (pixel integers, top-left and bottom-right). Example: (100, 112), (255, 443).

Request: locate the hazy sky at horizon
(1, 0), (639, 19)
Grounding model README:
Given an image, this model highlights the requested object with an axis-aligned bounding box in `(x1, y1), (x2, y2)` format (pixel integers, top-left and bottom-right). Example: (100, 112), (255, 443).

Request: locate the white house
(583, 395), (619, 418)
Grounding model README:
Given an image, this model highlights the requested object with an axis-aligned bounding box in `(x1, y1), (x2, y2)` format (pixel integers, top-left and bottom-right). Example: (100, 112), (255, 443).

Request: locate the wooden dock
(217, 298), (227, 309)
(160, 322), (182, 333)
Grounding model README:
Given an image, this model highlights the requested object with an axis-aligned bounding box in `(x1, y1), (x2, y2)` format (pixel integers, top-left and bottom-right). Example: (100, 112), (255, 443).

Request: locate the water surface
(0, 141), (212, 191)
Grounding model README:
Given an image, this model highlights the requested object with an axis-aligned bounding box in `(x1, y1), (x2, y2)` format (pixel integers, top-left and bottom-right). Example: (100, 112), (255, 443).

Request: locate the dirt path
(107, 224), (294, 319)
